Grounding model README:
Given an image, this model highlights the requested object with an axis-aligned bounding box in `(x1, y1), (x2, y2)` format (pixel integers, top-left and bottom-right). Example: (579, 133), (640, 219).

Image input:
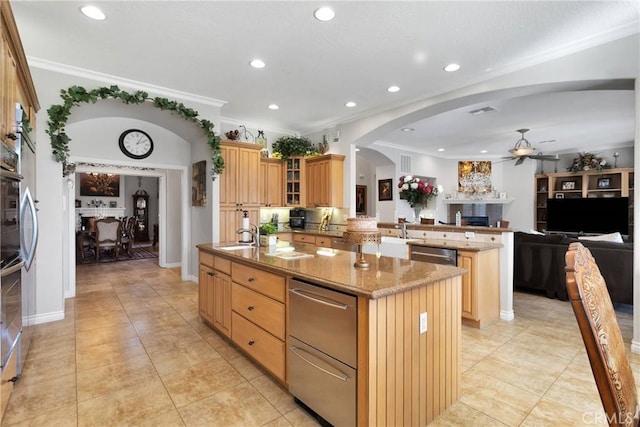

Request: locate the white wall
(165, 169), (182, 265)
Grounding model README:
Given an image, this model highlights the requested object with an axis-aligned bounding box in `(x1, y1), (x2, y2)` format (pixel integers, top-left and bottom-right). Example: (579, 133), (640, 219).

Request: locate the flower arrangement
(398, 175), (443, 208)
(567, 152), (609, 172)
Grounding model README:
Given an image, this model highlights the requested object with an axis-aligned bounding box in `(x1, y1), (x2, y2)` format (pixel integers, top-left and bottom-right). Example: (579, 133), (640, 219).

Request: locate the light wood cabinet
(259, 158), (283, 207)
(284, 156), (306, 207)
(230, 261), (286, 382)
(305, 154), (345, 208)
(292, 232), (333, 248)
(219, 140), (261, 207)
(534, 168), (634, 233)
(219, 207), (259, 244)
(457, 249), (500, 328)
(219, 141), (262, 243)
(198, 252), (231, 337)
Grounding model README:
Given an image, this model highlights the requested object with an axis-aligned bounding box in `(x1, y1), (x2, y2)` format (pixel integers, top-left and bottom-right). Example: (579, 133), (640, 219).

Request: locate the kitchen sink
(218, 244), (256, 251)
(362, 236), (415, 259)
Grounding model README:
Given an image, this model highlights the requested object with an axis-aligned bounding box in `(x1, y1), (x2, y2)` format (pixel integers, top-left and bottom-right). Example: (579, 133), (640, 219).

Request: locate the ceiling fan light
(509, 146), (535, 156)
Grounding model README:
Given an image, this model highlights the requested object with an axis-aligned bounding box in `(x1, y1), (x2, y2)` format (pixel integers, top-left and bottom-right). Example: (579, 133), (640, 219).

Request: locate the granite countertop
(377, 222), (512, 233)
(197, 242), (466, 299)
(407, 239), (503, 251)
(287, 229), (344, 238)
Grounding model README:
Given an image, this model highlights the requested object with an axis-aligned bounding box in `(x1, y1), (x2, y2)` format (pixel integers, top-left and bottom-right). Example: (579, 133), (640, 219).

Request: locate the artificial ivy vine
(47, 85), (223, 177)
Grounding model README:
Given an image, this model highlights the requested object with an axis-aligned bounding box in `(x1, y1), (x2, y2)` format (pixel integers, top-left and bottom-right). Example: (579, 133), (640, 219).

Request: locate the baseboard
(29, 311), (65, 325)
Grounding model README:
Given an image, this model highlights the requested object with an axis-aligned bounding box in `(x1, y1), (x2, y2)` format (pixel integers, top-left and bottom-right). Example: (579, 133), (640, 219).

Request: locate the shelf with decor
(534, 167), (634, 233)
(535, 174), (549, 231)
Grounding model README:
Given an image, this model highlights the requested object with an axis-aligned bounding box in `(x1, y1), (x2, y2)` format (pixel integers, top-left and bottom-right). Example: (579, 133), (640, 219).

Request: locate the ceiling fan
(502, 128), (560, 166)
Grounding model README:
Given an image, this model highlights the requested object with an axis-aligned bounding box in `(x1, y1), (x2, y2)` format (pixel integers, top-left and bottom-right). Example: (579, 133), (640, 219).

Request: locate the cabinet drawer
(232, 283), (285, 340)
(232, 312), (285, 381)
(214, 256), (231, 275)
(293, 233), (315, 244)
(231, 263), (285, 302)
(315, 236), (332, 248)
(199, 251), (214, 268)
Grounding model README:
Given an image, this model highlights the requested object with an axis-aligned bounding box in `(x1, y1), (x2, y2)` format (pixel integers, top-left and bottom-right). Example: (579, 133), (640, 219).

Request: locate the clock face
(119, 129), (154, 159)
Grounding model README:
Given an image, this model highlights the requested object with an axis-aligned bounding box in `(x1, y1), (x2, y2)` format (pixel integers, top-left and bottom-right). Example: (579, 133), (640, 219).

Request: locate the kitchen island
(197, 242), (466, 426)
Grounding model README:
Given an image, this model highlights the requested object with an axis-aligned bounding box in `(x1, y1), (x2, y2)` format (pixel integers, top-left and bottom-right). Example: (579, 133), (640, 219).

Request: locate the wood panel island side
(197, 242), (466, 426)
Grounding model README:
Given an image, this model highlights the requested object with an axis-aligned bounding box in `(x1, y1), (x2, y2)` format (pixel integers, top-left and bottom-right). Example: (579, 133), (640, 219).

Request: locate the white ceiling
(10, 1), (640, 158)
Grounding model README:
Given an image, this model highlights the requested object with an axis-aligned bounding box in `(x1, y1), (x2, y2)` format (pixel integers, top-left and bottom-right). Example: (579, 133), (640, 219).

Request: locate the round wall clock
(118, 129), (154, 159)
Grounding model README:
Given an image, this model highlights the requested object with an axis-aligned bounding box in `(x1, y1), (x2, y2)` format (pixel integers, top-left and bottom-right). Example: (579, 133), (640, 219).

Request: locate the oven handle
(289, 288), (349, 310)
(289, 346), (349, 382)
(20, 187), (38, 271)
(1, 259), (25, 277)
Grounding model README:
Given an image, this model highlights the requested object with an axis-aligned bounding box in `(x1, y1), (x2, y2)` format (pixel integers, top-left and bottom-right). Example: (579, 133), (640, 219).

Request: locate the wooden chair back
(565, 242), (639, 427)
(95, 218), (121, 260)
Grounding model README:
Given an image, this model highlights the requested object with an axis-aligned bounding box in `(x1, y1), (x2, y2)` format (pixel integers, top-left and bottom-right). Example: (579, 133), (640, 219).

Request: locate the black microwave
(289, 209), (306, 229)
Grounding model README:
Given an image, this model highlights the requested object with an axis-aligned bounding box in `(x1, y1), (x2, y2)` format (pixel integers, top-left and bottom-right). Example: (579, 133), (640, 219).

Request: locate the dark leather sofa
(514, 232), (633, 305)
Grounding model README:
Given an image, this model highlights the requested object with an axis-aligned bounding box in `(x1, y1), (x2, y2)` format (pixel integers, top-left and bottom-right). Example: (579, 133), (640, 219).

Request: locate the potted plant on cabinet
(271, 136), (318, 160)
(259, 223), (278, 246)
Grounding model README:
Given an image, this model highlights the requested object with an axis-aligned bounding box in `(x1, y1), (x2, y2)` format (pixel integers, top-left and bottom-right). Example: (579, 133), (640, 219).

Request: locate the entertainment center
(535, 168), (634, 236)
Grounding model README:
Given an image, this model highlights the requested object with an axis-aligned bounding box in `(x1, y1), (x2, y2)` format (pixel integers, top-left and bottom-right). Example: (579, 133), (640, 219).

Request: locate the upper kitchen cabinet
(259, 158), (283, 207)
(0, 1), (40, 150)
(305, 154), (345, 208)
(219, 140), (261, 208)
(283, 156), (306, 207)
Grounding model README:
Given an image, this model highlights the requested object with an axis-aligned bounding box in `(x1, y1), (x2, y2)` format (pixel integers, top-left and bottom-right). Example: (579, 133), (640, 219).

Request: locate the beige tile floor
(3, 258), (638, 426)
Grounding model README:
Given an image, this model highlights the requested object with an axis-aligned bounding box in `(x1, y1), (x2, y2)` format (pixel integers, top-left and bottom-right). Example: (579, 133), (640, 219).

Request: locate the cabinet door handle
(207, 271), (215, 276)
(247, 277), (255, 282)
(247, 306), (254, 311)
(6, 133), (17, 141)
(248, 340), (255, 346)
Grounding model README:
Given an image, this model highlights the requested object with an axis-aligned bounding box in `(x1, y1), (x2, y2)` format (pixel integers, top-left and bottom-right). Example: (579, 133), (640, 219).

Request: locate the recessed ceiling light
(250, 59), (265, 69)
(401, 128), (415, 132)
(387, 86), (400, 93)
(437, 148), (445, 152)
(345, 101), (356, 108)
(268, 104), (279, 110)
(80, 5), (106, 20)
(314, 7), (335, 21)
(480, 150), (488, 154)
(443, 63), (460, 72)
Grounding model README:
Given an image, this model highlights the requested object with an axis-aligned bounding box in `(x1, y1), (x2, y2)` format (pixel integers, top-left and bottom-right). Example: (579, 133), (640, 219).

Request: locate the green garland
(47, 85), (223, 177)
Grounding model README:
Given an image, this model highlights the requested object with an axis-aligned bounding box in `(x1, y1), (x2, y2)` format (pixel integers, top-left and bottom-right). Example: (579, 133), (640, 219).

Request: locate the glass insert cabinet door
(132, 194), (149, 241)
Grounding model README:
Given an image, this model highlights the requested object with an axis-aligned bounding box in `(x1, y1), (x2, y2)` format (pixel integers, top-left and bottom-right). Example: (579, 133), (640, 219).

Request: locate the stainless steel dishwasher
(410, 245), (458, 265)
(288, 279), (357, 426)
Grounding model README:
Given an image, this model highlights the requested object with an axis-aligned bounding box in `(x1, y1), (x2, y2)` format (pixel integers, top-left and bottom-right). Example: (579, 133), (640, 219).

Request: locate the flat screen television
(546, 197), (629, 235)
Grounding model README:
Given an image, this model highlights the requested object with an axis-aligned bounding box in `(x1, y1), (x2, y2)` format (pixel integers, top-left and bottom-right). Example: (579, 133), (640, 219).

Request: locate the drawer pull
(247, 306), (254, 311)
(289, 346), (349, 382)
(248, 340), (255, 346)
(207, 271), (215, 276)
(289, 288), (349, 310)
(247, 277), (255, 282)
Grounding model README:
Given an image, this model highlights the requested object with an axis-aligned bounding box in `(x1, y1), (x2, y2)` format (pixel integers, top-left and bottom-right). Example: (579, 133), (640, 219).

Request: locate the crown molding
(27, 56), (227, 108)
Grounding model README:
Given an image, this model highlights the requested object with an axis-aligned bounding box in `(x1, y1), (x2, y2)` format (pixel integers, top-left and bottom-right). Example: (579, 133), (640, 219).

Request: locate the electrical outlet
(420, 312), (427, 334)
(464, 231), (475, 239)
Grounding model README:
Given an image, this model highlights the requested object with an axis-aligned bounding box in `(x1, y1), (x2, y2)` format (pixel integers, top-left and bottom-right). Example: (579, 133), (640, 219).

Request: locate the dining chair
(120, 216), (136, 257)
(95, 218), (121, 261)
(565, 242), (639, 427)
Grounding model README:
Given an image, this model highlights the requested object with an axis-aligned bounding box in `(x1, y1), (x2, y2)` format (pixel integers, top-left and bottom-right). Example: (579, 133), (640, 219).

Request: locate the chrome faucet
(395, 222), (408, 239)
(236, 224), (260, 247)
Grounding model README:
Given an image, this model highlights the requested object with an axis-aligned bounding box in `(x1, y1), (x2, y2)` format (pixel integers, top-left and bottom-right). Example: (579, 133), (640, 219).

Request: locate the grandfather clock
(133, 190), (150, 242)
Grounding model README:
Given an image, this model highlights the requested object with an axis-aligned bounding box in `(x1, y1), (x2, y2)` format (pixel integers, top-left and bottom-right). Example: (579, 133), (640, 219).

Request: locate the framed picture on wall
(192, 160), (207, 206)
(356, 185), (367, 215)
(378, 179), (393, 201)
(79, 173), (120, 197)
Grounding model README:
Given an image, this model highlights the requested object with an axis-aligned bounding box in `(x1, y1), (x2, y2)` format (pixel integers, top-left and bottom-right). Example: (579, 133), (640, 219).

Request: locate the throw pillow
(578, 232), (624, 244)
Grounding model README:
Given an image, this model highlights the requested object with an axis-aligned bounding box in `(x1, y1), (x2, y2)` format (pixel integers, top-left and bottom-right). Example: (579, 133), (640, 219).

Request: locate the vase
(412, 206), (423, 223)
